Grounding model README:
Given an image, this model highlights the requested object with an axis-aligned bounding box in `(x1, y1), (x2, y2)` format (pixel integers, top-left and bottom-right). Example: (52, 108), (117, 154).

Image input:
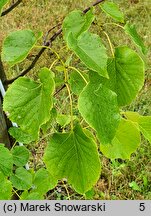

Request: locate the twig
(1, 0), (22, 17)
(54, 84), (66, 96)
(5, 0), (105, 84)
(83, 0), (105, 13)
(43, 23), (62, 45)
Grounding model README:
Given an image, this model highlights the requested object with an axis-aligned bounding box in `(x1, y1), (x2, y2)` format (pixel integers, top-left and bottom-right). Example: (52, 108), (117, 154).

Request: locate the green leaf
(9, 127), (35, 144)
(12, 146), (30, 167)
(124, 112), (151, 144)
(78, 74), (121, 144)
(67, 31), (108, 78)
(55, 65), (65, 72)
(0, 144), (13, 176)
(124, 111), (140, 122)
(69, 70), (89, 95)
(56, 113), (76, 127)
(100, 119), (141, 159)
(124, 23), (148, 55)
(100, 2), (124, 23)
(139, 116), (151, 143)
(63, 9), (95, 41)
(3, 67), (55, 140)
(43, 124), (101, 194)
(114, 47), (144, 106)
(10, 167), (32, 190)
(97, 46), (144, 106)
(0, 0), (8, 14)
(143, 176), (148, 188)
(33, 168), (57, 195)
(1, 30), (39, 66)
(129, 181), (141, 191)
(0, 172), (12, 200)
(85, 188), (95, 199)
(56, 114), (71, 127)
(20, 191), (44, 200)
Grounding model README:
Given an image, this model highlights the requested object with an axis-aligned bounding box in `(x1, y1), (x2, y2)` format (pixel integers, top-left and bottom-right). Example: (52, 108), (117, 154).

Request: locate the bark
(0, 96), (11, 147)
(0, 57), (11, 148)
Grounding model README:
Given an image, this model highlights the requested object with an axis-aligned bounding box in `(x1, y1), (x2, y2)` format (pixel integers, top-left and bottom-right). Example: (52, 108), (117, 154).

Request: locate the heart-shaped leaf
(44, 124), (101, 194)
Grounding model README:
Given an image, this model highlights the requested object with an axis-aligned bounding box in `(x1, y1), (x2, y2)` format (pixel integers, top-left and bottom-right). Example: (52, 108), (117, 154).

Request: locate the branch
(83, 0), (105, 13)
(43, 23), (62, 45)
(5, 0), (105, 84)
(54, 84), (66, 96)
(1, 0), (22, 17)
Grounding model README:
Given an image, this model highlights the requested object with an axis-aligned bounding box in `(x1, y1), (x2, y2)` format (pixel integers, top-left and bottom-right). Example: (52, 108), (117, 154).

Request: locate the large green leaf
(100, 2), (124, 23)
(78, 74), (121, 144)
(11, 146), (30, 167)
(67, 31), (108, 78)
(125, 112), (151, 143)
(1, 30), (39, 66)
(0, 0), (8, 14)
(63, 9), (94, 41)
(96, 46), (144, 106)
(0, 144), (13, 176)
(113, 47), (144, 106)
(33, 168), (57, 195)
(43, 124), (101, 194)
(0, 172), (12, 200)
(10, 167), (32, 190)
(3, 67), (55, 140)
(124, 23), (147, 55)
(100, 119), (141, 159)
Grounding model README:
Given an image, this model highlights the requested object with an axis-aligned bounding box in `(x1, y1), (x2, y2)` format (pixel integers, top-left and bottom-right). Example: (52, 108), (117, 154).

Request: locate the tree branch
(83, 0), (105, 13)
(5, 0), (105, 84)
(1, 0), (22, 17)
(43, 23), (62, 45)
(54, 84), (66, 96)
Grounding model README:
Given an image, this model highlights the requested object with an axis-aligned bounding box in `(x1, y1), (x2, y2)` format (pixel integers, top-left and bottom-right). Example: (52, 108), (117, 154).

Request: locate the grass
(0, 0), (151, 200)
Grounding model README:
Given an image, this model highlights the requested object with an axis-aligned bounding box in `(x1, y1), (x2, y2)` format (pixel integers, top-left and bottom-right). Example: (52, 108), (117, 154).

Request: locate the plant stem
(1, 0), (22, 17)
(61, 180), (71, 200)
(37, 46), (74, 130)
(68, 66), (88, 84)
(35, 45), (66, 69)
(103, 31), (114, 57)
(12, 188), (21, 199)
(65, 83), (73, 130)
(103, 22), (124, 29)
(11, 141), (17, 150)
(49, 59), (59, 70)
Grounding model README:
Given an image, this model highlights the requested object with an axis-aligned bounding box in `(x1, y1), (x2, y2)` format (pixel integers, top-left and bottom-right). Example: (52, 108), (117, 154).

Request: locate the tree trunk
(0, 57), (11, 148)
(0, 96), (11, 147)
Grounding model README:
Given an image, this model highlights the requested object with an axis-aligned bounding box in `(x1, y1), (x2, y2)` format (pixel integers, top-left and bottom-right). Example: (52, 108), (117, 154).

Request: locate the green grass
(0, 0), (151, 200)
